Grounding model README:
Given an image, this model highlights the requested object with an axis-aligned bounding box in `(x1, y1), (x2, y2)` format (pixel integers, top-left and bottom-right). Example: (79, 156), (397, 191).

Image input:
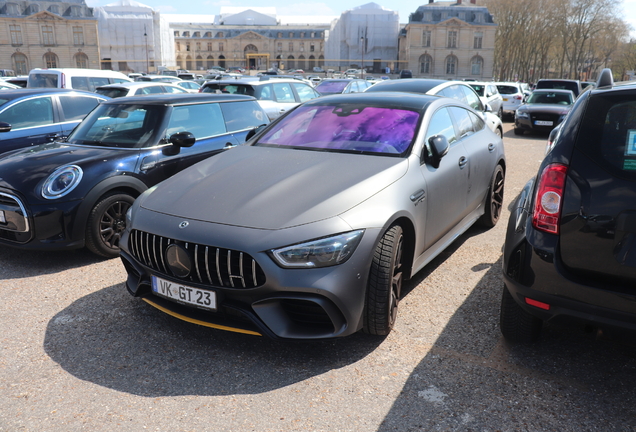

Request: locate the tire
(478, 164), (505, 228)
(499, 285), (542, 343)
(494, 127), (503, 139)
(85, 192), (135, 258)
(363, 225), (404, 336)
(497, 107), (503, 120)
(513, 127), (524, 136)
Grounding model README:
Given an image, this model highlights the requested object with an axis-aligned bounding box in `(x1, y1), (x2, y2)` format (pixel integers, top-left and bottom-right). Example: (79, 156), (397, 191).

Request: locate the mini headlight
(270, 230), (364, 268)
(41, 165), (83, 199)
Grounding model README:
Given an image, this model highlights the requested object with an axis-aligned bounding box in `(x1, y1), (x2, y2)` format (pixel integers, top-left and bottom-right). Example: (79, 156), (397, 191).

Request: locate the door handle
(488, 143), (495, 152)
(224, 142), (237, 149)
(458, 156), (468, 168)
(47, 133), (61, 142)
(410, 189), (425, 203)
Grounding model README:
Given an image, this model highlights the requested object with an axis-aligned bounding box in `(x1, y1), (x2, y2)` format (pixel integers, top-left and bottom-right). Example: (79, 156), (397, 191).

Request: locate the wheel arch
(383, 215), (416, 281)
(71, 175), (148, 243)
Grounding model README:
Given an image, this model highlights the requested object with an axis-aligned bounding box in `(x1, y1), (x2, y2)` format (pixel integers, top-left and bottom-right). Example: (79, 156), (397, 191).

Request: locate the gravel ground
(1, 122), (635, 431)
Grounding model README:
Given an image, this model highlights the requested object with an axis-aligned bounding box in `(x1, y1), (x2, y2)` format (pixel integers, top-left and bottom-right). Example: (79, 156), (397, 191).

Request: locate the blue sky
(87, 0), (636, 37)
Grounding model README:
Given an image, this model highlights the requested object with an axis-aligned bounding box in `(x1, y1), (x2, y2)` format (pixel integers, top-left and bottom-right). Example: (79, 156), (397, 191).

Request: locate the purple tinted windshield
(257, 105), (420, 155)
(316, 81), (350, 94)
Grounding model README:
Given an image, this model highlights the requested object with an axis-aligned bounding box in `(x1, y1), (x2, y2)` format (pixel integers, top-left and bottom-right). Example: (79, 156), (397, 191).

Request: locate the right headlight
(516, 110), (529, 119)
(269, 230), (365, 269)
(41, 165), (83, 200)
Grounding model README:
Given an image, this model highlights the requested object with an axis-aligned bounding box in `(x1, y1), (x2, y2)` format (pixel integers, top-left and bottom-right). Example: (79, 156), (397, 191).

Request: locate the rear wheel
(499, 285), (542, 343)
(363, 225), (404, 336)
(479, 164), (505, 228)
(85, 192), (134, 258)
(497, 106), (503, 119)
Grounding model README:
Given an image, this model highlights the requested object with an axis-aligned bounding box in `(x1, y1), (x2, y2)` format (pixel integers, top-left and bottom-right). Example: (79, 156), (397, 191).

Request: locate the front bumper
(120, 212), (381, 340)
(0, 188), (85, 251)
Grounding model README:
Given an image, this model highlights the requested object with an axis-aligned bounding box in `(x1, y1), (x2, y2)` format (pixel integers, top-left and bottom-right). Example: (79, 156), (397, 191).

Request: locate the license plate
(535, 120), (553, 126)
(502, 98), (508, 101)
(151, 275), (217, 311)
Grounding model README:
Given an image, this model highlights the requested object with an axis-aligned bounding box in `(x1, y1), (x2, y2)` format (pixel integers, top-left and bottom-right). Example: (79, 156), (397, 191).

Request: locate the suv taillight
(532, 163), (568, 234)
(514, 95), (522, 100)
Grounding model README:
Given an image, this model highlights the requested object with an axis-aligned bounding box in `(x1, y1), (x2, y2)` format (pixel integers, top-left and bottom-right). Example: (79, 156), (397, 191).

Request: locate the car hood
(140, 145), (408, 230)
(0, 142), (136, 196)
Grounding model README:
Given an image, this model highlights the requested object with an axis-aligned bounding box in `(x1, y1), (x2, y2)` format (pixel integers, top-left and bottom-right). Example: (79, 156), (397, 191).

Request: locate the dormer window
(28, 4), (39, 14)
(6, 3), (20, 15)
(70, 5), (81, 17)
(49, 5), (59, 14)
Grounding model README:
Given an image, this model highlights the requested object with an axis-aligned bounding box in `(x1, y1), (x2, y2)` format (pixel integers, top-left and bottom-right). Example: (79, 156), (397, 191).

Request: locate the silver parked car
(469, 82), (504, 119)
(120, 92), (506, 340)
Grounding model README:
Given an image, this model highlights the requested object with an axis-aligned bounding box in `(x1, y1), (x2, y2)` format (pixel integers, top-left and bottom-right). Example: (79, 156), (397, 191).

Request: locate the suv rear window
(496, 85), (519, 95)
(576, 92), (636, 178)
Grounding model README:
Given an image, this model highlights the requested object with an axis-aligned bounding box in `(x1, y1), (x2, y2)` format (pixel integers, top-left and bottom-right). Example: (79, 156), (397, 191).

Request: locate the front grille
(129, 229), (266, 289)
(0, 191), (30, 238)
(530, 112), (562, 124)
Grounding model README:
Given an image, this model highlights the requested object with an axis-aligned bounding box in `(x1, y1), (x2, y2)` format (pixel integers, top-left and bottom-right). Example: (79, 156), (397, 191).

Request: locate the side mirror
(245, 124), (267, 142)
(427, 135), (449, 169)
(163, 131), (195, 155)
(0, 121), (11, 133)
(484, 103), (493, 113)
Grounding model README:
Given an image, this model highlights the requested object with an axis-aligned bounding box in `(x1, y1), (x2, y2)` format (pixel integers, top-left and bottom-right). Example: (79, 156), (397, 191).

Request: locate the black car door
(0, 96), (62, 154)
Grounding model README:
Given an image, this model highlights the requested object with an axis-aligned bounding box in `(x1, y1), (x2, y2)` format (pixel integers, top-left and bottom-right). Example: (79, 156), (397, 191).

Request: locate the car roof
(301, 91), (440, 112)
(96, 82), (180, 89)
(364, 78), (449, 94)
(203, 77), (302, 86)
(531, 88), (575, 94)
(0, 88), (106, 100)
(99, 93), (255, 106)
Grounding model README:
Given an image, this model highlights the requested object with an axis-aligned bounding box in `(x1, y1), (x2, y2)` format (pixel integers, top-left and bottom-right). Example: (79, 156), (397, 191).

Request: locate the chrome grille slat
(128, 229), (265, 289)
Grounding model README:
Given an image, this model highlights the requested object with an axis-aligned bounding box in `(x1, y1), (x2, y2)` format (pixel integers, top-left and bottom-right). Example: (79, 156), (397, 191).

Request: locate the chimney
(429, 0), (434, 3)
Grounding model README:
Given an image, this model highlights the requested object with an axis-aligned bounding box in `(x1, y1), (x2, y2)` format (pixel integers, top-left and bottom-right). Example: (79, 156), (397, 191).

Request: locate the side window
(292, 83), (318, 102)
(70, 76), (90, 91)
(460, 86), (484, 111)
(59, 96), (100, 121)
(438, 85), (465, 103)
(257, 85), (274, 100)
(0, 97), (54, 128)
(113, 78), (129, 83)
(273, 83), (295, 102)
(137, 86), (163, 95)
(166, 103), (226, 139)
(220, 101), (268, 132)
(163, 86), (186, 94)
(449, 107), (475, 139)
(468, 111), (486, 132)
(88, 77), (110, 91)
(426, 107), (457, 147)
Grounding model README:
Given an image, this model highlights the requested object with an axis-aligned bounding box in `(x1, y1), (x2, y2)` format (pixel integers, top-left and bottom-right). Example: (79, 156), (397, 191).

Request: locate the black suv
(500, 69), (636, 342)
(535, 78), (583, 98)
(0, 94), (268, 258)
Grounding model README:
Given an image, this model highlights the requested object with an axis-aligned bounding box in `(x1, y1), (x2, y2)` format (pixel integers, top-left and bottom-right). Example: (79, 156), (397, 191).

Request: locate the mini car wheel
(495, 127), (503, 139)
(478, 164), (505, 228)
(497, 107), (503, 119)
(86, 192), (135, 258)
(513, 127), (524, 136)
(364, 225), (404, 336)
(499, 285), (542, 343)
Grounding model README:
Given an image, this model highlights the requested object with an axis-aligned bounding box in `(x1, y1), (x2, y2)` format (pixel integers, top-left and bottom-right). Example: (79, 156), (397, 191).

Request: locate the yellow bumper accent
(142, 298), (262, 336)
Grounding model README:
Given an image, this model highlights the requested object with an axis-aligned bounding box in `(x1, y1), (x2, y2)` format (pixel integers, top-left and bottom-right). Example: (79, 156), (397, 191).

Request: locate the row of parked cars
(0, 68), (633, 344)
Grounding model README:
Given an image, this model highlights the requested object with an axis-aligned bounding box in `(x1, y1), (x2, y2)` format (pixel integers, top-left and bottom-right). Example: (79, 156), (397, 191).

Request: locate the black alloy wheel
(364, 225), (404, 336)
(86, 193), (135, 258)
(479, 164), (505, 228)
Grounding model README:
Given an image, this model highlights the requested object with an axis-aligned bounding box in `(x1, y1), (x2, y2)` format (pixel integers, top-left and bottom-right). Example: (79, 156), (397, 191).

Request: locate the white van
(27, 68), (131, 91)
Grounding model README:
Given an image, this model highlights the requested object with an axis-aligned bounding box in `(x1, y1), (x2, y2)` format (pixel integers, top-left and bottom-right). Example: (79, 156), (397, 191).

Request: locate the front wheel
(478, 165), (505, 228)
(513, 127), (524, 136)
(363, 225), (404, 336)
(85, 193), (135, 258)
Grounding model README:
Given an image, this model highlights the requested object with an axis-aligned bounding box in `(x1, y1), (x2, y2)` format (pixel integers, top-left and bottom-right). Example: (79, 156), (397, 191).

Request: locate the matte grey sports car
(120, 92), (506, 339)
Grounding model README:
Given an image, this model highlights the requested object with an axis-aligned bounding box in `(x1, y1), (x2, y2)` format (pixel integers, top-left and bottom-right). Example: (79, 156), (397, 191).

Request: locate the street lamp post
(360, 36), (364, 73)
(144, 24), (149, 73)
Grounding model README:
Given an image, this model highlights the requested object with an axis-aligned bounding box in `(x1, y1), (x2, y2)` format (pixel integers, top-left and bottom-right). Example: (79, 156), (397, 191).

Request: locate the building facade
(169, 8), (333, 72)
(398, 0), (496, 79)
(325, 2), (399, 73)
(0, 0), (100, 74)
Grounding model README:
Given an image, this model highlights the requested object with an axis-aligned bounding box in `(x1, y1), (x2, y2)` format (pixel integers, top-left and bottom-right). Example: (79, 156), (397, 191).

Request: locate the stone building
(168, 7), (334, 72)
(324, 2), (399, 73)
(0, 0), (100, 74)
(398, 0), (496, 79)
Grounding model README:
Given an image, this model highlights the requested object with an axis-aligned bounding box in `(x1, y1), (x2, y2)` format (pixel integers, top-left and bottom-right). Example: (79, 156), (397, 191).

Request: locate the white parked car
(469, 82), (504, 119)
(494, 82), (530, 119)
(94, 81), (188, 98)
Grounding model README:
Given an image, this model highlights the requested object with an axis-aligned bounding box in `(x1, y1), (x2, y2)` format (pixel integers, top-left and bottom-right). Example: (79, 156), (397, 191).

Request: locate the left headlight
(270, 230), (365, 269)
(516, 110), (529, 119)
(41, 165), (83, 200)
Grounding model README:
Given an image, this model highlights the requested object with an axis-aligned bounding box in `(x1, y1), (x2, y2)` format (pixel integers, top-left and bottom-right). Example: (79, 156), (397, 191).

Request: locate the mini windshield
(316, 81), (349, 94)
(256, 104), (420, 155)
(470, 85), (485, 96)
(527, 91), (573, 105)
(66, 103), (166, 148)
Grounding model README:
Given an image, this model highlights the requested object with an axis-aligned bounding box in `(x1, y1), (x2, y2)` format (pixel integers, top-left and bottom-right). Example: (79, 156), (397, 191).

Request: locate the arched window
(244, 44), (258, 53)
(297, 55), (305, 70)
(445, 55), (457, 75)
(44, 52), (58, 68)
(471, 56), (483, 76)
(186, 55), (192, 70)
(308, 55), (315, 70)
(176, 55), (183, 69)
(74, 52), (88, 68)
(218, 55), (225, 68)
(207, 55), (214, 68)
(196, 55), (203, 70)
(12, 52), (27, 75)
(419, 54), (432, 74)
(287, 55), (295, 69)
